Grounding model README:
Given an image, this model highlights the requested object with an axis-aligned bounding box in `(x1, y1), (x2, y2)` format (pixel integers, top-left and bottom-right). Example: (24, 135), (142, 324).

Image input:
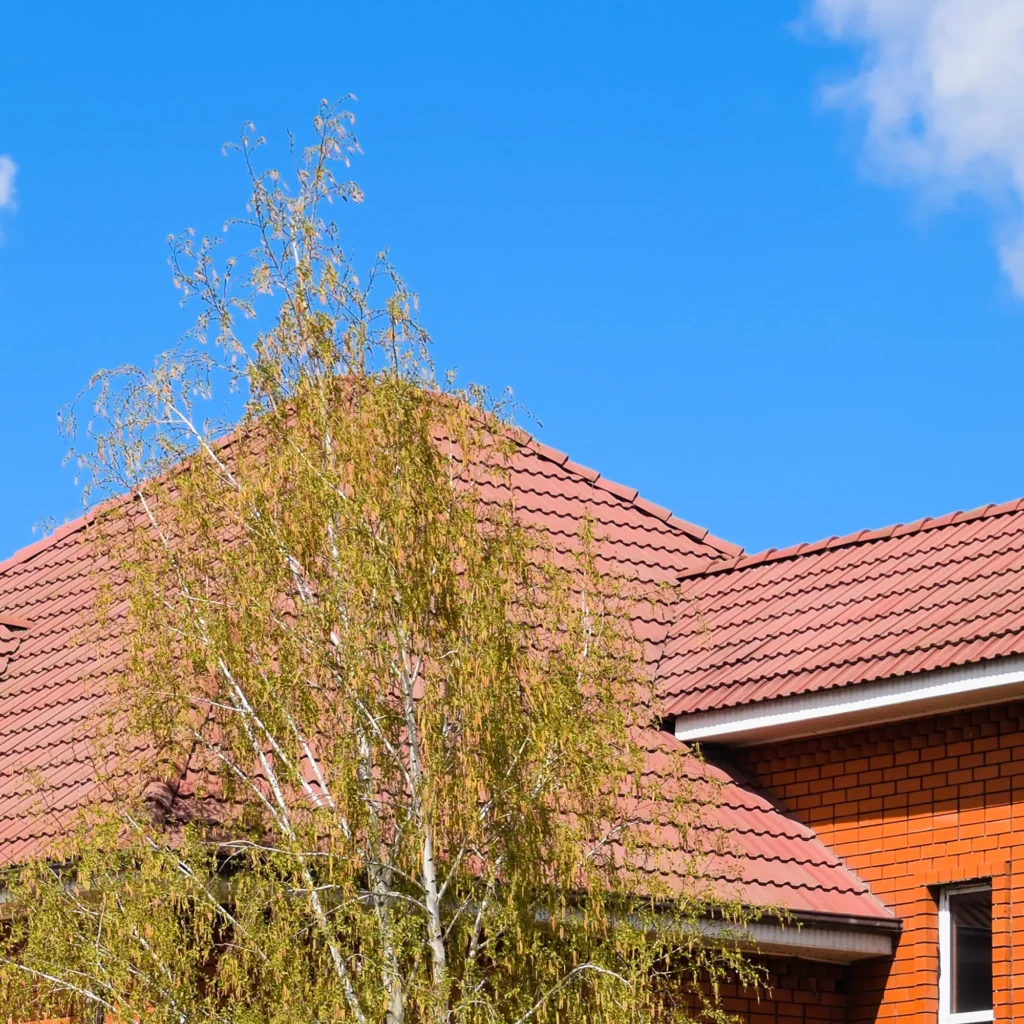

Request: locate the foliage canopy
(0, 103), (762, 1024)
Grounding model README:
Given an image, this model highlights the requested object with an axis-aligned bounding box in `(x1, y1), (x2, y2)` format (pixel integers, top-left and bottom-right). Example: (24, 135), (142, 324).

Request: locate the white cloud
(0, 155), (15, 212)
(810, 0), (1024, 293)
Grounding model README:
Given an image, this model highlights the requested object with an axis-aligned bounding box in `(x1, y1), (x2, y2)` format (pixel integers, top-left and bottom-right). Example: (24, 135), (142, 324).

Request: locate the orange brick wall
(733, 700), (1024, 1023)
(725, 958), (848, 1022)
(679, 958), (848, 1022)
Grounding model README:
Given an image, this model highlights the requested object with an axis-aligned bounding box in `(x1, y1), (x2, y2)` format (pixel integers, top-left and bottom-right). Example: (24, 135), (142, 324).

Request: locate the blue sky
(2, 1), (1024, 558)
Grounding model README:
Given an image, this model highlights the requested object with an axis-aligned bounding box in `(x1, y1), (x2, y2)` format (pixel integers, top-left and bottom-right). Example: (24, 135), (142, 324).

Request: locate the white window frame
(938, 882), (994, 1024)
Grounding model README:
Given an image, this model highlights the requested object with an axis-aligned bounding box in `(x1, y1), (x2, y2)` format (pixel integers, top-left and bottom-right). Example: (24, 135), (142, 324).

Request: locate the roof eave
(701, 912), (898, 964)
(673, 653), (1024, 745)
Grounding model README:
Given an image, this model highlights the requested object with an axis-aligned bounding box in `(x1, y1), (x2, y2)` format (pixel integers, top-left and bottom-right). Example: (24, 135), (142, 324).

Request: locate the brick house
(664, 500), (1024, 1023)
(1, 432), (1021, 1022)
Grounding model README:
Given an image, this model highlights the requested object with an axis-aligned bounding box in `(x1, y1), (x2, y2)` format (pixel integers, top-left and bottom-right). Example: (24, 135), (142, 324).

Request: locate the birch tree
(0, 102), (762, 1024)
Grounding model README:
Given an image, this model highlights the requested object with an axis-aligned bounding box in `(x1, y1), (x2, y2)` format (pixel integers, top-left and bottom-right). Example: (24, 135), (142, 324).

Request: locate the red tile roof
(0, 618), (29, 679)
(638, 731), (892, 920)
(0, 439), (725, 857)
(0, 436), (892, 922)
(660, 496), (1024, 717)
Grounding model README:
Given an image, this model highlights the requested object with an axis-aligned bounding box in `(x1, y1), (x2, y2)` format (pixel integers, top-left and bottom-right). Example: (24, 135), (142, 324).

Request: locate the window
(939, 882), (993, 1024)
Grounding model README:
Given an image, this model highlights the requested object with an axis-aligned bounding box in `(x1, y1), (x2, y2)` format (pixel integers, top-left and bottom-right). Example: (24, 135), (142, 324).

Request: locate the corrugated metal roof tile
(6, 439), (888, 917)
(0, 432), (898, 921)
(661, 497), (1024, 716)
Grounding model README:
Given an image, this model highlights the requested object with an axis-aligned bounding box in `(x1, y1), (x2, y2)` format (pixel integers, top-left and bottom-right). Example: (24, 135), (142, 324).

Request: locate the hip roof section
(639, 732), (893, 922)
(0, 433), (737, 865)
(660, 496), (1024, 718)
(0, 432), (894, 923)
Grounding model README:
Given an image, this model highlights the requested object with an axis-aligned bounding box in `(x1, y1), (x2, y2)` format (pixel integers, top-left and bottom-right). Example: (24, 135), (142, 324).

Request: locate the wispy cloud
(0, 155), (15, 212)
(810, 0), (1024, 293)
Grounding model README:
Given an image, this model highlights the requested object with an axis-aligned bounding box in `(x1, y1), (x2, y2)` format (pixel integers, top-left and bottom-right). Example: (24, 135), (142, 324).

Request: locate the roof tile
(662, 497), (1024, 716)
(0, 431), (892, 920)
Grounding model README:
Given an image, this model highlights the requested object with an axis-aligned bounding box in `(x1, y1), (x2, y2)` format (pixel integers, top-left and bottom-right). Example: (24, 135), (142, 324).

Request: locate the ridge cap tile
(562, 459), (601, 483)
(667, 515), (709, 542)
(674, 494), (1024, 585)
(596, 478), (639, 502)
(523, 440), (569, 467)
(633, 496), (672, 522)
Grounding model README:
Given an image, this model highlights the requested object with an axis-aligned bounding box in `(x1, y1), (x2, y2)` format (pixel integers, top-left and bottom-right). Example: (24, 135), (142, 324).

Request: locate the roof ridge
(679, 495), (1024, 581)
(0, 431), (744, 582)
(519, 437), (743, 559)
(684, 525), (1024, 612)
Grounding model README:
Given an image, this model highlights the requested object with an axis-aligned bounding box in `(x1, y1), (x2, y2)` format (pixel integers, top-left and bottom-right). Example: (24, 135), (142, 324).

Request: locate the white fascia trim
(674, 654), (1024, 745)
(701, 917), (893, 964)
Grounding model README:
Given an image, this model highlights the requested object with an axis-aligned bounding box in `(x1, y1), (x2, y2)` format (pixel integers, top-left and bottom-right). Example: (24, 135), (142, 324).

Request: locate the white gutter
(674, 654), (1024, 746)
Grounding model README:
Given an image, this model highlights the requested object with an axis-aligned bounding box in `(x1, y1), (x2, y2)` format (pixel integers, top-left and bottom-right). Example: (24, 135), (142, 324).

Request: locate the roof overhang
(674, 654), (1024, 746)
(702, 910), (898, 964)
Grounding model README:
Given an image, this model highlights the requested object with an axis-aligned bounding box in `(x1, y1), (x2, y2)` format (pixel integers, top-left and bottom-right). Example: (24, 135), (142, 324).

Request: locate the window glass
(949, 887), (992, 1014)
